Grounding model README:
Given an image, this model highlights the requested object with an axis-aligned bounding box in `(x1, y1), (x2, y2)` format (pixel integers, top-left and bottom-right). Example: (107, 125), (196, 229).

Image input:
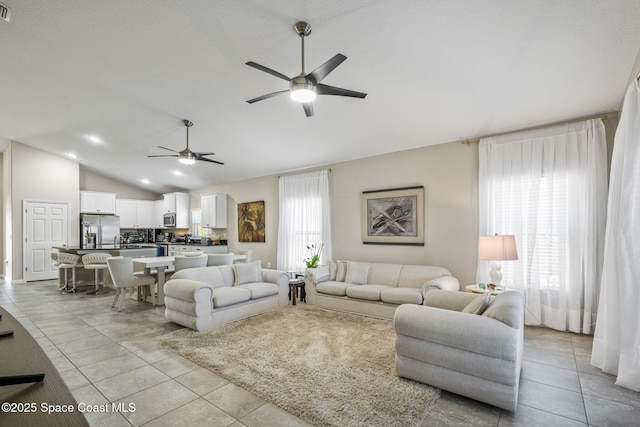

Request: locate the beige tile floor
(1, 279), (639, 426)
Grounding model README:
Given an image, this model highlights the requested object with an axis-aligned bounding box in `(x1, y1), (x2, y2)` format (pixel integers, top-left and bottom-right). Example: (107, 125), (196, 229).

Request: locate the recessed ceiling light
(140, 179), (151, 184)
(173, 170), (183, 176)
(67, 153), (77, 159)
(87, 135), (101, 143)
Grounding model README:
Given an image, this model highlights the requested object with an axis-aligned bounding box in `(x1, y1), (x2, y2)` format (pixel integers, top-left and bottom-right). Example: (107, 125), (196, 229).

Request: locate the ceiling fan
(147, 120), (224, 165)
(246, 21), (367, 117)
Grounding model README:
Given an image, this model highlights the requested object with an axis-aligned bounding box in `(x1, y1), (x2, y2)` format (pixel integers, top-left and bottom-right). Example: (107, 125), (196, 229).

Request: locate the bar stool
(56, 253), (81, 293)
(82, 253), (111, 295)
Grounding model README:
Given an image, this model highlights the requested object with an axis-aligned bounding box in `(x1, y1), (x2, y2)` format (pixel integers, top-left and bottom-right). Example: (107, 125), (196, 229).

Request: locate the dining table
(132, 256), (174, 306)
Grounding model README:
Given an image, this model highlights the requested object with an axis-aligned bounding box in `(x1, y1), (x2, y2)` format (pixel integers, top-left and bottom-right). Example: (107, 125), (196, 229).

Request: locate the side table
(465, 284), (506, 296)
(288, 279), (306, 306)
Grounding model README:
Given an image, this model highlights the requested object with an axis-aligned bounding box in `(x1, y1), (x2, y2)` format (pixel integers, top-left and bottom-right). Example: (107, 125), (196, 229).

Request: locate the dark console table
(0, 307), (89, 426)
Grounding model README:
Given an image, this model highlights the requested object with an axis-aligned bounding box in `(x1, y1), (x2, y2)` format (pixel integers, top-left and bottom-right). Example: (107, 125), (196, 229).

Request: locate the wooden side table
(289, 279), (306, 306)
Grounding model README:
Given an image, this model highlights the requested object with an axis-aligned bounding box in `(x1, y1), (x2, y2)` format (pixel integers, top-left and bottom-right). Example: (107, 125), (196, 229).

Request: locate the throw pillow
(345, 261), (370, 285)
(461, 292), (492, 315)
(234, 260), (262, 285)
(329, 261), (338, 281)
(336, 261), (347, 282)
(482, 291), (524, 328)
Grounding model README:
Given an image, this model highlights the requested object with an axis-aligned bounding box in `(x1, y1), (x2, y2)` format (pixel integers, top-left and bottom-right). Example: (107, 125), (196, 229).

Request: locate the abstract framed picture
(361, 186), (424, 245)
(238, 200), (265, 243)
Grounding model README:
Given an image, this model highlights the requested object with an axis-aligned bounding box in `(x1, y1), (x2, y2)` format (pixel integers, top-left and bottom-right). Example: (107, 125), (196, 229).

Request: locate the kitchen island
(53, 245), (159, 287)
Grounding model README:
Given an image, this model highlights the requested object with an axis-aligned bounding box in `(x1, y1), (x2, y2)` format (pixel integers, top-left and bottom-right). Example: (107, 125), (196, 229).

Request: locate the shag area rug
(157, 305), (439, 426)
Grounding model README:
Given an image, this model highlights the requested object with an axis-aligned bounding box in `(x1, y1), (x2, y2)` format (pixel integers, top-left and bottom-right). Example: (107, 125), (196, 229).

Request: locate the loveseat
(304, 261), (460, 319)
(163, 261), (289, 331)
(394, 289), (525, 411)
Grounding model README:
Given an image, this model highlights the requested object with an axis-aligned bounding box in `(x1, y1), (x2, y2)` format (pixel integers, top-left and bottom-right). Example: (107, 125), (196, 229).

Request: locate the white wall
(80, 168), (161, 200)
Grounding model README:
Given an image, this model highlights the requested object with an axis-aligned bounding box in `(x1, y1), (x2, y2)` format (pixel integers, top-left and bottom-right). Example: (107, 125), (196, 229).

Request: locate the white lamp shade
(478, 235), (518, 261)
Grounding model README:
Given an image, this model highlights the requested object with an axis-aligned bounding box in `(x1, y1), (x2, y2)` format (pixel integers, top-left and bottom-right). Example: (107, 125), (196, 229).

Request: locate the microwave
(163, 213), (176, 227)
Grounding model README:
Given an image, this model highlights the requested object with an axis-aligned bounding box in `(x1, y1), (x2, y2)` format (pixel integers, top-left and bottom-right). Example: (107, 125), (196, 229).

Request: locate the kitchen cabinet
(168, 245), (228, 257)
(116, 199), (155, 228)
(201, 193), (227, 228)
(153, 200), (165, 228)
(80, 191), (116, 214)
(163, 192), (189, 228)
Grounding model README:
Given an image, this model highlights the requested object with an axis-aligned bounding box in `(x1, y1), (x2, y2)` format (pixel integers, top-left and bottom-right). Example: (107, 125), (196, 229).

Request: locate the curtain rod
(460, 110), (616, 145)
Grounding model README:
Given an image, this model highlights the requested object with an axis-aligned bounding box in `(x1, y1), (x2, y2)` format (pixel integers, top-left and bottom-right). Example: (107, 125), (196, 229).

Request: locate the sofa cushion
(345, 261), (370, 285)
(346, 284), (391, 301)
(234, 260), (262, 285)
(336, 261), (347, 282)
(212, 287), (251, 308)
(171, 266), (227, 288)
(329, 261), (338, 280)
(398, 265), (451, 289)
(462, 292), (492, 315)
(482, 291), (524, 328)
(368, 263), (403, 286)
(236, 282), (279, 299)
(380, 287), (423, 305)
(316, 281), (351, 296)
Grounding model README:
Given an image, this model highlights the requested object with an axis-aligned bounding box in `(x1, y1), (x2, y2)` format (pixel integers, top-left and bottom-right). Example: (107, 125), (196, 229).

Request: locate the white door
(24, 201), (69, 281)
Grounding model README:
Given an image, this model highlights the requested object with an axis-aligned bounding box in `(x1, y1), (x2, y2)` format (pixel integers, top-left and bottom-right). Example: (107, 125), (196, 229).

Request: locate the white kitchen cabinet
(168, 245), (228, 256)
(163, 192), (189, 228)
(153, 200), (165, 228)
(201, 193), (227, 228)
(116, 199), (155, 228)
(80, 191), (116, 214)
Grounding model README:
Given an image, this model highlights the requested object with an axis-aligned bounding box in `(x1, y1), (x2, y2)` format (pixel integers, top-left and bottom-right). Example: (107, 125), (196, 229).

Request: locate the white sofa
(304, 261), (460, 319)
(163, 261), (289, 331)
(394, 289), (525, 411)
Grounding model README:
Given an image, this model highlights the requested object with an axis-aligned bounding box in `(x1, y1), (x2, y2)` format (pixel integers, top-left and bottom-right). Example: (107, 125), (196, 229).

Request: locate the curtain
(277, 169), (332, 272)
(477, 119), (608, 333)
(591, 81), (640, 391)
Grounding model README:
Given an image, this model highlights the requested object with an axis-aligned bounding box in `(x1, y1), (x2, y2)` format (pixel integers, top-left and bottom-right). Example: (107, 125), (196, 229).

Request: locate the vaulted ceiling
(1, 1), (639, 193)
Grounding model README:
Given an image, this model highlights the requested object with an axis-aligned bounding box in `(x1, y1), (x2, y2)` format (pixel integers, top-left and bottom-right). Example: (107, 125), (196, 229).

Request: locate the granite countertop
(54, 244), (158, 251)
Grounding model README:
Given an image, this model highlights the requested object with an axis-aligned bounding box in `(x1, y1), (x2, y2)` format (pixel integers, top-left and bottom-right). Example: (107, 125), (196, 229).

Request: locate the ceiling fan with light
(147, 120), (224, 165)
(246, 21), (367, 117)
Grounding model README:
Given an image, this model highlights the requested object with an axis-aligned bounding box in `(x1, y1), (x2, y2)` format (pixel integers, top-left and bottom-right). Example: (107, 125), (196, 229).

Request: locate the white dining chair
(206, 253), (235, 266)
(107, 257), (155, 312)
(233, 249), (253, 263)
(173, 254), (208, 272)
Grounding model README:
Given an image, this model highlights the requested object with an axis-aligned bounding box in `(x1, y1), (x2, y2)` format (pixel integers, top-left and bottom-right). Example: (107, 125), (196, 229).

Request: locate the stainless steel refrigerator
(80, 214), (120, 248)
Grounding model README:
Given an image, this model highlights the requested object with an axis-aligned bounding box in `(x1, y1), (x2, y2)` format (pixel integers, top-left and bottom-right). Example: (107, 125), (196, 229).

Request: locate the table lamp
(478, 234), (518, 289)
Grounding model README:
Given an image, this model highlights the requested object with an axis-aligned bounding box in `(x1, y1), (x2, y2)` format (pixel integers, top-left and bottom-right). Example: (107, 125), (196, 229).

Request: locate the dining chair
(107, 257), (155, 312)
(173, 254), (208, 272)
(56, 252), (82, 293)
(82, 252), (111, 295)
(233, 249), (253, 263)
(206, 253), (234, 266)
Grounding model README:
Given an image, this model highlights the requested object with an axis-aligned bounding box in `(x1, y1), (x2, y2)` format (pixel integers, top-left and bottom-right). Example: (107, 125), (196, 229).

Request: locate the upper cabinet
(153, 200), (165, 229)
(201, 193), (227, 228)
(80, 191), (116, 214)
(163, 192), (190, 228)
(116, 199), (154, 228)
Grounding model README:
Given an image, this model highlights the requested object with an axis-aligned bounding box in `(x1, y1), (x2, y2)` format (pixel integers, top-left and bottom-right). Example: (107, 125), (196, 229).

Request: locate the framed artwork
(361, 186), (424, 245)
(238, 200), (265, 242)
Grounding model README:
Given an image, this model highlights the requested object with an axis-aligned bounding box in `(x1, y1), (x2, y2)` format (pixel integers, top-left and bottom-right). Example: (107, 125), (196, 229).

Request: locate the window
(190, 208), (203, 237)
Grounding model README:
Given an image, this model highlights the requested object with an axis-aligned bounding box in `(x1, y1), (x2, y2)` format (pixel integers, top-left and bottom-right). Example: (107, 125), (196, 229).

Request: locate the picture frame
(238, 200), (265, 242)
(361, 186), (424, 245)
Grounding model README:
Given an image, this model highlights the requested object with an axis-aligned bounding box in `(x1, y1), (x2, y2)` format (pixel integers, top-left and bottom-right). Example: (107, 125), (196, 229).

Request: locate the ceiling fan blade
(246, 61), (292, 82)
(317, 83), (367, 98)
(195, 152), (215, 156)
(157, 146), (180, 153)
(302, 102), (314, 117)
(246, 90), (289, 104)
(147, 154), (178, 158)
(197, 157), (225, 165)
(307, 53), (347, 84)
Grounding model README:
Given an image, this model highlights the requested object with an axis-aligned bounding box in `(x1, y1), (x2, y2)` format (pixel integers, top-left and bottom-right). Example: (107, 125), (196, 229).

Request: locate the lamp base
(489, 260), (503, 288)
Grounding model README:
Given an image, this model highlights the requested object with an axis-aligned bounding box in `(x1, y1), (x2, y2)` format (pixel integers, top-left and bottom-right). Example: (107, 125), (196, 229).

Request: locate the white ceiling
(1, 1), (639, 193)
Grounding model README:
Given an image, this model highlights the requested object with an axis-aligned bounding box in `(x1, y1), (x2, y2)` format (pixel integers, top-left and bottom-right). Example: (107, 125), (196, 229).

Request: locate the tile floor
(1, 279), (639, 426)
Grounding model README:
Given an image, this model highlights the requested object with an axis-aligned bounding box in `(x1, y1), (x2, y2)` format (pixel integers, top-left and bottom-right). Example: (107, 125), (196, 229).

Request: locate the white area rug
(157, 305), (439, 426)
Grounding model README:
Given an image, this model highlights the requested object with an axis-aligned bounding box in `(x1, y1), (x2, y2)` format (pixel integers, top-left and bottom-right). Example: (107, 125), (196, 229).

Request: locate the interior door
(24, 201), (69, 281)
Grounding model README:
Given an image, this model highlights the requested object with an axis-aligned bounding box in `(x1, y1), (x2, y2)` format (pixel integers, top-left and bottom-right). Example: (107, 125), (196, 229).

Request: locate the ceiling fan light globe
(178, 158), (196, 165)
(290, 77), (316, 103)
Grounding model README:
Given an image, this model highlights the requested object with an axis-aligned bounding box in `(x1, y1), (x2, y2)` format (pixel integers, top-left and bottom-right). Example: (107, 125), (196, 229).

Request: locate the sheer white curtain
(477, 119), (608, 333)
(591, 81), (640, 391)
(277, 169), (332, 272)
